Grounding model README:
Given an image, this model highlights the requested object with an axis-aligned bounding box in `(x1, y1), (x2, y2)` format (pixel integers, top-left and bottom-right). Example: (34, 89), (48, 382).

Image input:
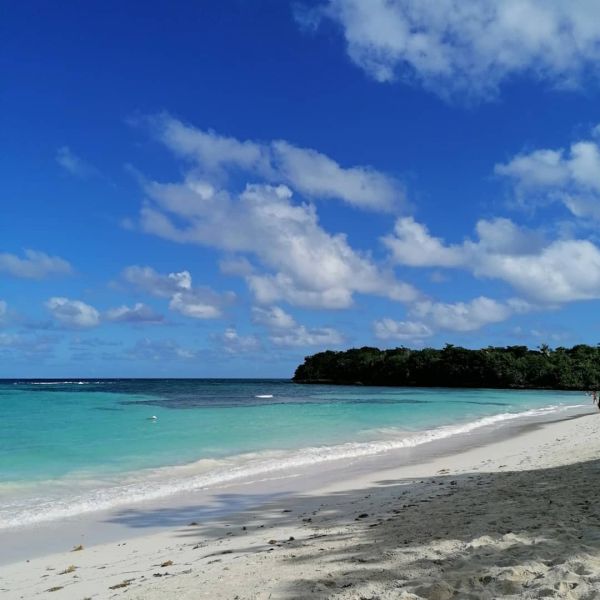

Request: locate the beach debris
(59, 565), (77, 574)
(46, 586), (64, 592)
(188, 521), (198, 526)
(268, 539), (278, 545)
(71, 544), (84, 552)
(356, 513), (369, 519)
(109, 579), (134, 589)
(160, 560), (174, 567)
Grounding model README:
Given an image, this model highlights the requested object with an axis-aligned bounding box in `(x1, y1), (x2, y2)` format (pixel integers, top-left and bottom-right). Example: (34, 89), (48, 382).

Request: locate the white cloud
(495, 129), (600, 219)
(382, 217), (464, 267)
(473, 240), (600, 304)
(270, 325), (344, 347)
(147, 114), (405, 212)
(56, 146), (96, 177)
(0, 249), (72, 279)
(219, 256), (254, 277)
(410, 297), (516, 332)
(152, 118), (267, 173)
(385, 215), (600, 304)
(121, 266), (234, 319)
(169, 293), (223, 319)
(385, 217), (544, 267)
(374, 318), (433, 341)
(121, 266), (191, 297)
(46, 297), (100, 328)
(374, 296), (526, 341)
(220, 328), (260, 354)
(251, 304), (344, 347)
(251, 305), (297, 330)
(105, 303), (164, 324)
(270, 140), (403, 212)
(303, 0), (600, 101)
(140, 181), (418, 309)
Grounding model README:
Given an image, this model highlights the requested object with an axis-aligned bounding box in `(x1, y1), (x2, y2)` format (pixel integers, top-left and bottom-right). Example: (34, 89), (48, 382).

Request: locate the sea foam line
(14, 381), (107, 385)
(0, 402), (587, 529)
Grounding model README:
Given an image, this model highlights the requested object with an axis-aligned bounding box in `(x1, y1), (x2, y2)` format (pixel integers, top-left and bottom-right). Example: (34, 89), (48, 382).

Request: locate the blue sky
(3, 1), (600, 377)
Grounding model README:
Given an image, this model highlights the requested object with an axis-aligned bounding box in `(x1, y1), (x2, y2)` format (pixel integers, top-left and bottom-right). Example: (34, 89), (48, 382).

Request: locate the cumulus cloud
(271, 140), (403, 212)
(385, 215), (600, 304)
(220, 328), (260, 354)
(374, 318), (433, 341)
(384, 217), (545, 267)
(300, 0), (600, 101)
(375, 295), (529, 341)
(270, 325), (344, 347)
(105, 303), (164, 324)
(410, 297), (519, 332)
(121, 266), (192, 297)
(471, 240), (600, 304)
(252, 305), (297, 330)
(45, 297), (100, 328)
(146, 114), (405, 212)
(251, 304), (344, 347)
(139, 181), (417, 309)
(0, 249), (72, 279)
(382, 218), (464, 267)
(219, 256), (254, 277)
(121, 266), (234, 319)
(495, 128), (600, 219)
(56, 146), (96, 177)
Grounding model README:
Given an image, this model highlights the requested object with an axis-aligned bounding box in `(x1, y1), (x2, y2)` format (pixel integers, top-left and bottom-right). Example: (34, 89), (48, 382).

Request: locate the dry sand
(2, 412), (600, 599)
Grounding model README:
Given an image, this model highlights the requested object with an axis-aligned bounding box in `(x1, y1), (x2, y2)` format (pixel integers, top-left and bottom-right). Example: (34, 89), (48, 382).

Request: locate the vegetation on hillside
(293, 344), (600, 390)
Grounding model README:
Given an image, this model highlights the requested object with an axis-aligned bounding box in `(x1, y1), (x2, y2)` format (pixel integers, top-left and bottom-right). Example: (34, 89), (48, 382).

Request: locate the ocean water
(0, 379), (588, 529)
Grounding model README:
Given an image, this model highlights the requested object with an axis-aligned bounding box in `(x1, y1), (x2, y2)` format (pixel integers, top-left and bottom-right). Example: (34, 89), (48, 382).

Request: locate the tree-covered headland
(293, 345), (600, 390)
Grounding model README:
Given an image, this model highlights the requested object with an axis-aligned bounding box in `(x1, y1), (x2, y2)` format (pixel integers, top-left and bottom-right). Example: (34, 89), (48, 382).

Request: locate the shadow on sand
(104, 457), (600, 599)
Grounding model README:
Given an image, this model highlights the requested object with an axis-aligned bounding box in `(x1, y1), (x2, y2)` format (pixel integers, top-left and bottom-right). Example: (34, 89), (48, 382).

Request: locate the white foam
(0, 402), (588, 530)
(15, 380), (110, 386)
(255, 394), (274, 398)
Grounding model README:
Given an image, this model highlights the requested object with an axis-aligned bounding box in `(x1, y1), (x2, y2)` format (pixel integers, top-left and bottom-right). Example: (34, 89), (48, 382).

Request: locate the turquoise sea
(0, 379), (588, 529)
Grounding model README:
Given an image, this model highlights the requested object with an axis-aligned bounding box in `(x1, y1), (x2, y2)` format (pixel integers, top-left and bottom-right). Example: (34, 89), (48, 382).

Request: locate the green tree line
(293, 344), (600, 389)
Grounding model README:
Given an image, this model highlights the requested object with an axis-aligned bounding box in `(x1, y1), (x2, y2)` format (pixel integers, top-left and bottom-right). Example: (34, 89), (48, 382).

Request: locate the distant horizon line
(1, 377), (293, 381)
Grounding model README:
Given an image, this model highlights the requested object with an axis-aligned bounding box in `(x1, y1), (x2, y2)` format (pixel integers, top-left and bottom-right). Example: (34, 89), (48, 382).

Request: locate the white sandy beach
(2, 411), (600, 599)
